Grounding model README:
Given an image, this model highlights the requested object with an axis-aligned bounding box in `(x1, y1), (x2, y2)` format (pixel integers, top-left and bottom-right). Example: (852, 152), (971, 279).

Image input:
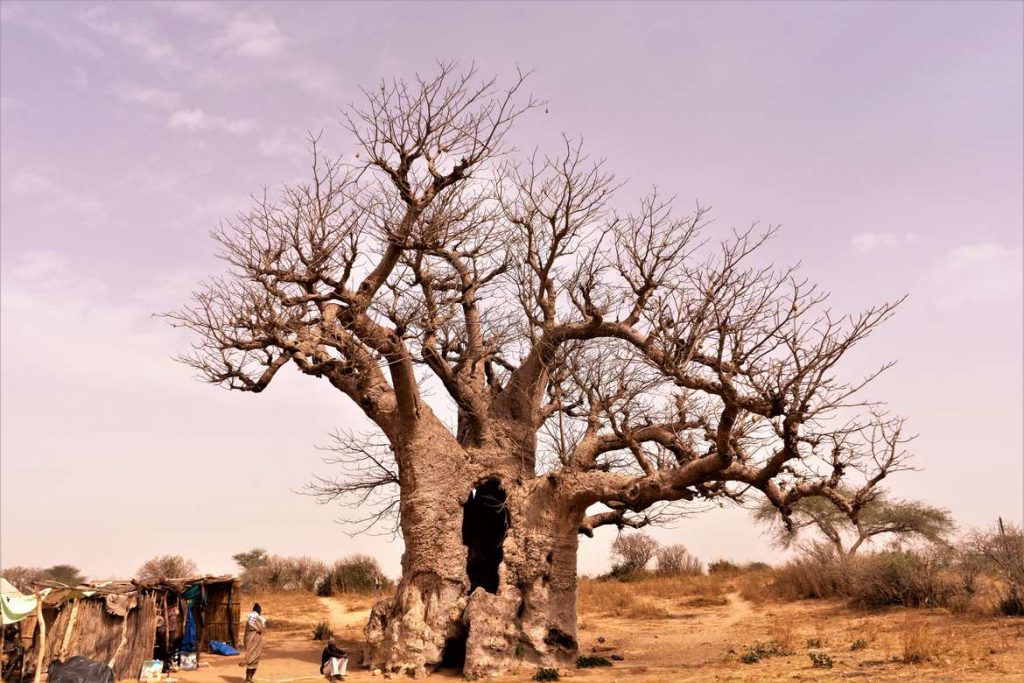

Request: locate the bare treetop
(171, 60), (909, 545)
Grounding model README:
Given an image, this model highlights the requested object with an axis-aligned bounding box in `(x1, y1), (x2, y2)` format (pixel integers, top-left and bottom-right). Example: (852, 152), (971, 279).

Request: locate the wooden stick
(107, 613), (130, 670)
(58, 599), (79, 661)
(32, 593), (46, 683)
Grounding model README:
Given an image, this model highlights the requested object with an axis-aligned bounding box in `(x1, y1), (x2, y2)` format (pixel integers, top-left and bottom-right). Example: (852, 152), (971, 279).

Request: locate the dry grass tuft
(899, 618), (943, 664)
(766, 615), (797, 653)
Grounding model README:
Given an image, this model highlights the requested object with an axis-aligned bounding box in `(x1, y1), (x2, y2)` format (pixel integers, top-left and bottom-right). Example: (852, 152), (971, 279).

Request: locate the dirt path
(317, 597), (370, 632)
(722, 591), (755, 627)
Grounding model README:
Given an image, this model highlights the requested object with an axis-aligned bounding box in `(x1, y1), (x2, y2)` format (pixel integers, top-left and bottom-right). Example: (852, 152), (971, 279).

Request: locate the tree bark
(364, 447), (583, 678)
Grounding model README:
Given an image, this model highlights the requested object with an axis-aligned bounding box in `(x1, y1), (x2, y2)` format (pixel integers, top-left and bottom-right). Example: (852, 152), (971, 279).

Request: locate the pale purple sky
(1, 1), (1021, 580)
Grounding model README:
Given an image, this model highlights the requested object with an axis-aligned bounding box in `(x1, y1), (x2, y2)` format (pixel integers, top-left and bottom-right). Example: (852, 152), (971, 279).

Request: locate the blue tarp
(180, 607), (197, 654)
(209, 641), (239, 656)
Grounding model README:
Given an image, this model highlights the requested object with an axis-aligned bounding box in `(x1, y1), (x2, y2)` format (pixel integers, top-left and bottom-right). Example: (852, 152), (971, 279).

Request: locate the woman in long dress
(240, 603), (265, 682)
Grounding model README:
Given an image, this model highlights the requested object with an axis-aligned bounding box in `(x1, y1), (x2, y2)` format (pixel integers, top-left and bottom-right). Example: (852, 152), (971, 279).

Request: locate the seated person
(319, 637), (348, 680)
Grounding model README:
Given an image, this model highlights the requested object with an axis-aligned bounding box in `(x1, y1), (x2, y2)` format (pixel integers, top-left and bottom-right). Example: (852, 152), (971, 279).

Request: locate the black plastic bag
(47, 657), (115, 683)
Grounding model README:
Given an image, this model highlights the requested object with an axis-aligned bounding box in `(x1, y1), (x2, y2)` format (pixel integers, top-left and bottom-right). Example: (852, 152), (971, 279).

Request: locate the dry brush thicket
(231, 549), (389, 595)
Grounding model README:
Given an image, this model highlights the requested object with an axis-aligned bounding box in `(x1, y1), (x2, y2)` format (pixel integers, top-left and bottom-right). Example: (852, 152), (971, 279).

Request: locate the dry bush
(136, 555), (197, 582)
(899, 618), (943, 664)
(610, 533), (660, 577)
(243, 555), (327, 592)
(849, 549), (956, 608)
(321, 554), (389, 595)
(707, 559), (740, 574)
(766, 615), (797, 652)
(1, 566), (43, 591)
(763, 544), (960, 609)
(5, 564), (86, 588)
(966, 519), (1024, 616)
(656, 545), (703, 576)
(768, 544), (850, 600)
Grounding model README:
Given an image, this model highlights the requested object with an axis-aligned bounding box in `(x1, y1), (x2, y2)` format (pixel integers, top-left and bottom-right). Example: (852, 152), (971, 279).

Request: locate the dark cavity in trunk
(462, 480), (510, 594)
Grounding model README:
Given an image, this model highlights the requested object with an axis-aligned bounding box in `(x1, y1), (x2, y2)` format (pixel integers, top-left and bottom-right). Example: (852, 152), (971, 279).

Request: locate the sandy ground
(172, 585), (1024, 683)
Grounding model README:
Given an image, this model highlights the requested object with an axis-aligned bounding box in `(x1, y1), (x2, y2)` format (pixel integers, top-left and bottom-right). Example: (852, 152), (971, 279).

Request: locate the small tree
(232, 548), (269, 571)
(610, 533), (660, 576)
(656, 545), (702, 575)
(2, 566), (43, 591)
(754, 489), (954, 556)
(137, 555), (198, 582)
(40, 565), (85, 586)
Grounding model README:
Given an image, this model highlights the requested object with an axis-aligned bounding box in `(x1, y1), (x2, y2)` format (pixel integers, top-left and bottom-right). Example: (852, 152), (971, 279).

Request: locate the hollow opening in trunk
(439, 633), (467, 671)
(462, 480), (509, 594)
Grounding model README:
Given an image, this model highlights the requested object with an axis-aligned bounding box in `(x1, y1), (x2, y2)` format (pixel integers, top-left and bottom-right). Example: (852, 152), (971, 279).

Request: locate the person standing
(239, 603), (265, 682)
(319, 636), (348, 681)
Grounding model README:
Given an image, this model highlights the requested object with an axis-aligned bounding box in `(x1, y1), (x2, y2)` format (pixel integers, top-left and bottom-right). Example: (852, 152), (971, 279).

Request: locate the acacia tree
(171, 64), (912, 677)
(753, 489), (954, 556)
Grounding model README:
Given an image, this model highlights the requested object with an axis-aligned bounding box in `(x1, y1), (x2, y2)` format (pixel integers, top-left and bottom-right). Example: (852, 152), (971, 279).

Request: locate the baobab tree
(171, 64), (912, 677)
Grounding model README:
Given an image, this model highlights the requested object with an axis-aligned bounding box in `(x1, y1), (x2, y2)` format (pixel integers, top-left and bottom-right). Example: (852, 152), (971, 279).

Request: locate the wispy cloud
(168, 109), (256, 135)
(850, 232), (917, 253)
(79, 6), (178, 65)
(213, 15), (287, 58)
(925, 241), (1023, 307)
(118, 86), (182, 109)
(7, 170), (54, 195)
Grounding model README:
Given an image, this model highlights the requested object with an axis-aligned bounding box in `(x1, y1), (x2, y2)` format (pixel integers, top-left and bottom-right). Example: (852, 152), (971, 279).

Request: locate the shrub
(767, 616), (796, 652)
(1, 567), (43, 592)
(312, 621), (333, 641)
(610, 533), (660, 576)
(808, 652), (834, 669)
(740, 642), (793, 663)
(576, 655), (612, 668)
(242, 555), (327, 592)
(327, 554), (389, 595)
(532, 667), (560, 681)
(708, 560), (739, 574)
(900, 620), (940, 664)
(745, 561), (771, 572)
(136, 555), (197, 582)
(656, 545), (703, 576)
(850, 638), (868, 651)
(965, 519), (1024, 616)
(848, 550), (954, 608)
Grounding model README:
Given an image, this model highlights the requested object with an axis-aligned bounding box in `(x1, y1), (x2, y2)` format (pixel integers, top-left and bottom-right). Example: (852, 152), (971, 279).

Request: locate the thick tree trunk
(364, 452), (582, 678)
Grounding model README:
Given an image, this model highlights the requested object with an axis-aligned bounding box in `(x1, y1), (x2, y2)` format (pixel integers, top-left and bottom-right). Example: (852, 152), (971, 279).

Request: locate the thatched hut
(15, 576), (239, 681)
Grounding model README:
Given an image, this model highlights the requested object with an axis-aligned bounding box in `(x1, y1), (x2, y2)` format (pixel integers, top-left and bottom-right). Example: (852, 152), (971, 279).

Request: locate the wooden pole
(32, 593), (46, 683)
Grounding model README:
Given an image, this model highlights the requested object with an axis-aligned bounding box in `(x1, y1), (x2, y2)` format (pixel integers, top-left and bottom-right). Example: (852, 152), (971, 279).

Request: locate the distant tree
(754, 489), (954, 556)
(40, 565), (85, 586)
(966, 518), (1024, 616)
(136, 555), (198, 582)
(656, 545), (702, 575)
(232, 548), (269, 571)
(2, 566), (43, 591)
(610, 533), (660, 575)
